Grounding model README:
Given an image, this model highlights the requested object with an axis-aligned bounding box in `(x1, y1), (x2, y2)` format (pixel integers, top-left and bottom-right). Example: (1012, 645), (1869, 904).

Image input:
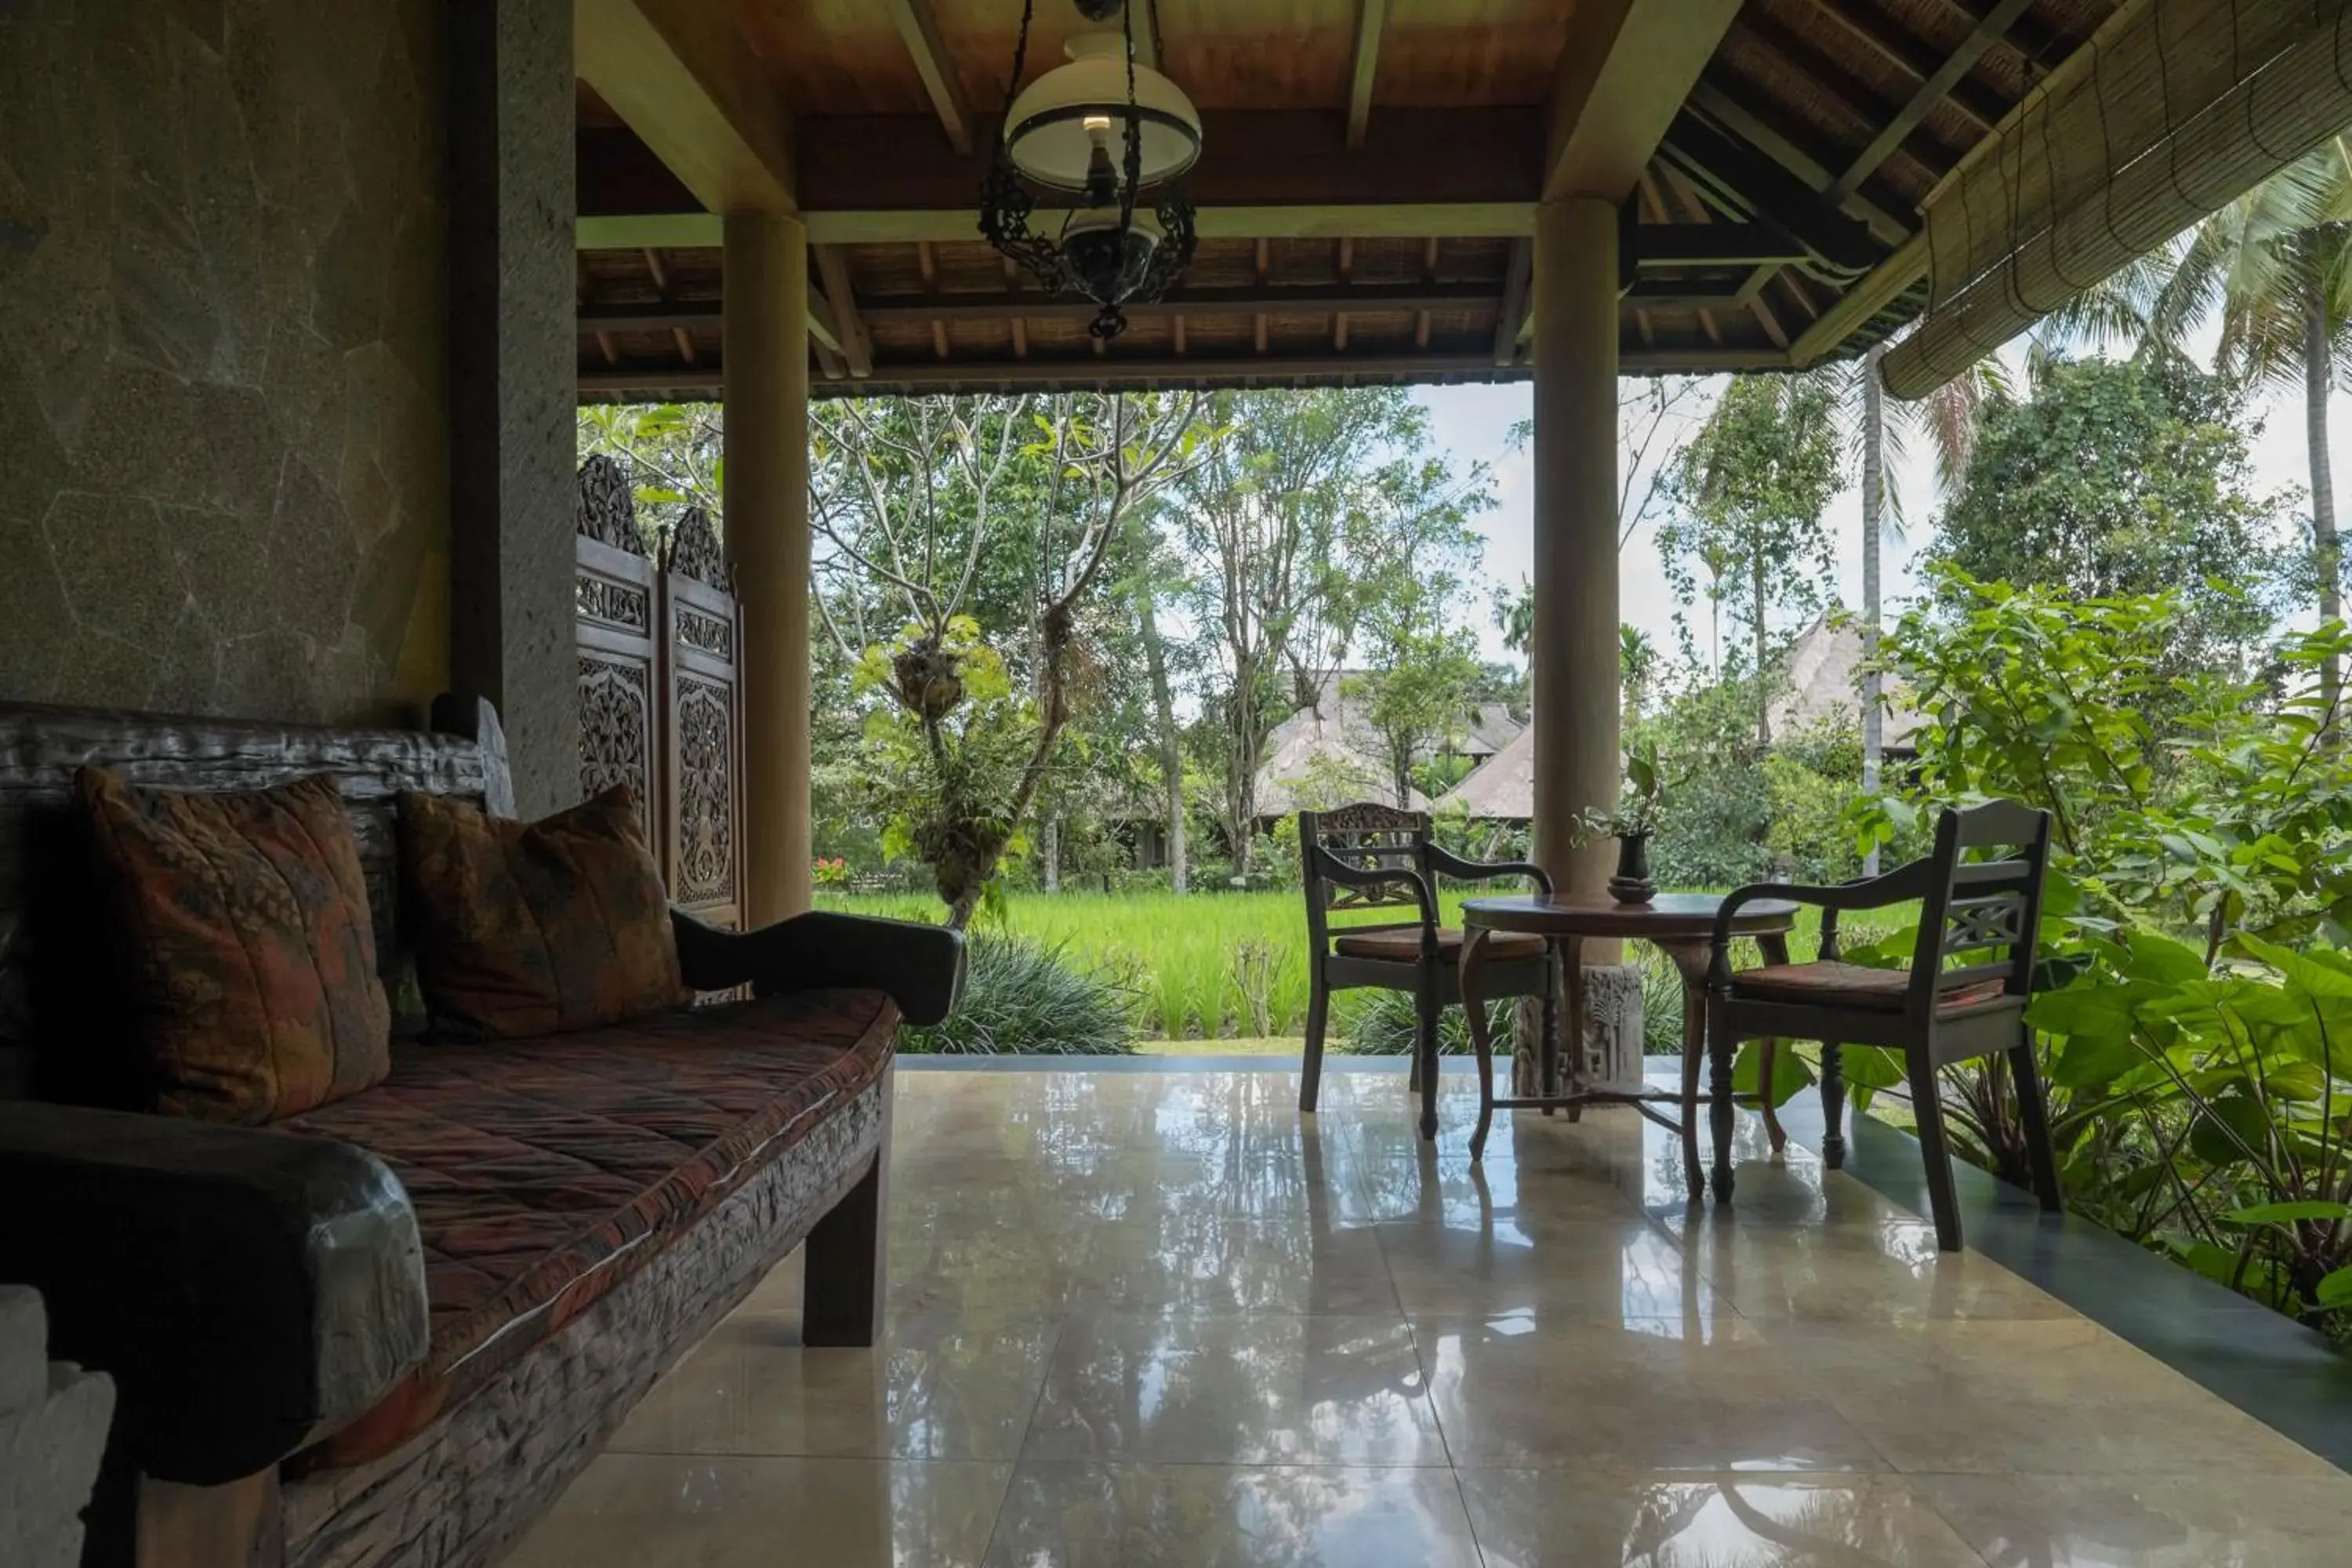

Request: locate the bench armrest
(0, 1103), (428, 1486)
(673, 909), (966, 1025)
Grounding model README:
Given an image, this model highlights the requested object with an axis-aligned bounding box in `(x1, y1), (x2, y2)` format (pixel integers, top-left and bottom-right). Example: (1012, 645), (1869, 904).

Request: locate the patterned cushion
(75, 768), (390, 1123)
(1332, 927), (1548, 964)
(274, 987), (898, 1468)
(1731, 960), (2009, 1013)
(398, 786), (684, 1040)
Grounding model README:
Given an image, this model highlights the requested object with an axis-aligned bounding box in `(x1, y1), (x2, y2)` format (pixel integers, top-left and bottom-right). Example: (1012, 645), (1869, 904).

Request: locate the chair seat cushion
(272, 986), (896, 1468)
(1332, 927), (1548, 964)
(1731, 960), (2008, 1013)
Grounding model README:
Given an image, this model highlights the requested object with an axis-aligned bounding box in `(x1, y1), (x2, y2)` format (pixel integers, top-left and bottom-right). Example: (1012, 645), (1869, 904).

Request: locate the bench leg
(804, 1076), (891, 1347)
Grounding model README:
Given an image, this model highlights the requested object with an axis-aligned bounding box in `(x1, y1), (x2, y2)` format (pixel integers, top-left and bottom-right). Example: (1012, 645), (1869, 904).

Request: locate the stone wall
(0, 0), (449, 727)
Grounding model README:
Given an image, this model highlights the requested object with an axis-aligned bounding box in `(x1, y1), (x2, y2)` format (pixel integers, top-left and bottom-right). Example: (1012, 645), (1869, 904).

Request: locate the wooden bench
(0, 699), (961, 1568)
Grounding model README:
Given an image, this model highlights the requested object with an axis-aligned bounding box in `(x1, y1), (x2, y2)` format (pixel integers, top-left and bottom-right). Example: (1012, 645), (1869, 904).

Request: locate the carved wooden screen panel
(575, 456), (660, 849)
(659, 508), (746, 932)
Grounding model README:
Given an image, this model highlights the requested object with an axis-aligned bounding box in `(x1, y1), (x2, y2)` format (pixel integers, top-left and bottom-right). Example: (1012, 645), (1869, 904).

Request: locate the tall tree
(2147, 138), (2352, 702)
(1659, 374), (1846, 745)
(1174, 388), (1484, 874)
(1928, 352), (2287, 676)
(809, 392), (1207, 925)
(1116, 495), (1193, 891)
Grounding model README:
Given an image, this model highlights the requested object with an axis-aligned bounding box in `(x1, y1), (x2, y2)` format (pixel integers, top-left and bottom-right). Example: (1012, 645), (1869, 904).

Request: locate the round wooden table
(1458, 892), (1799, 1196)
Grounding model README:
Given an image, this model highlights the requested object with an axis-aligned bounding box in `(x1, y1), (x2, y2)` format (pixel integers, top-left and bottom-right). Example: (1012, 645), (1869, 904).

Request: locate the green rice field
(815, 888), (1867, 1043)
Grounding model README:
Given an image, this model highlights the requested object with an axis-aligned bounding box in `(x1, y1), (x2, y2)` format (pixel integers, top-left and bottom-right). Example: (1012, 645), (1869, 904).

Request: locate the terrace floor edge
(896, 1051), (2352, 1474)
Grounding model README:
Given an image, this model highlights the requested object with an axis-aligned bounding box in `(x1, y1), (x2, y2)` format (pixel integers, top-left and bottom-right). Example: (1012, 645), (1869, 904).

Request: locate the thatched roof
(1766, 616), (1922, 750)
(1253, 671), (1428, 822)
(1460, 703), (1524, 760)
(1436, 723), (1534, 823)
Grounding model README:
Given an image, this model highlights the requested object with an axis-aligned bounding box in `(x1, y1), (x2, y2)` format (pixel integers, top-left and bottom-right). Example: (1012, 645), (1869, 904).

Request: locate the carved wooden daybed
(0, 699), (961, 1568)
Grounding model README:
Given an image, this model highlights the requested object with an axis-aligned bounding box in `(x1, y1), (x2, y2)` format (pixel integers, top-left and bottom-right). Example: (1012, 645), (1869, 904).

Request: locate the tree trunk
(1042, 817), (1060, 891)
(2308, 297), (2342, 712)
(1133, 572), (1188, 891)
(1862, 342), (1886, 876)
(1226, 657), (1261, 880)
(1752, 551), (1772, 747)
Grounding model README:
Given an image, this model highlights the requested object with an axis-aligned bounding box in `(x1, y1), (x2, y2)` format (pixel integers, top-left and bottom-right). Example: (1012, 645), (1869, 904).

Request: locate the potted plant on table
(1576, 739), (1666, 906)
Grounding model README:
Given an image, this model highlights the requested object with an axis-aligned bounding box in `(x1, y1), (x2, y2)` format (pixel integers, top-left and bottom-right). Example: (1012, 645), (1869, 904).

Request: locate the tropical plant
(899, 933), (1143, 1055)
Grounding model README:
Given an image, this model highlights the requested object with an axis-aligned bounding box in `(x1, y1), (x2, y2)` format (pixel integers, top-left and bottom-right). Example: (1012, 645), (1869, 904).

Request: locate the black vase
(1608, 831), (1656, 905)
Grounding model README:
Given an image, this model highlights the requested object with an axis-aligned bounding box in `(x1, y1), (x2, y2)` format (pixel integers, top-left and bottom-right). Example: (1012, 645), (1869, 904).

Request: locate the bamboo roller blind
(1883, 0), (2352, 399)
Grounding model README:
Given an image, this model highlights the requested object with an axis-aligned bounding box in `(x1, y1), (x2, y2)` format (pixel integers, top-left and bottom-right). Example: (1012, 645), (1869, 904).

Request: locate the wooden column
(725, 213), (813, 924)
(1530, 197), (1621, 905)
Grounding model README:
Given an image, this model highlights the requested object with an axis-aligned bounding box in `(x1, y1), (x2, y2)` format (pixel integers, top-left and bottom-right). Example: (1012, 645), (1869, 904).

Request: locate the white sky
(1417, 351), (2343, 670)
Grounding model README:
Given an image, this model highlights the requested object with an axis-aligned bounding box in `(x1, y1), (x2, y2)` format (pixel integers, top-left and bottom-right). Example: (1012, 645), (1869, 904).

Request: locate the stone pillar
(447, 0), (579, 818)
(725, 214), (814, 926)
(1526, 195), (1643, 1090)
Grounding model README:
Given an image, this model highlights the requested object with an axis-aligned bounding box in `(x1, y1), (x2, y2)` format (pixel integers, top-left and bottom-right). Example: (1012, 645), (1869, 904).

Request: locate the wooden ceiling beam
(767, 204), (1538, 247)
(1543, 0), (1744, 200)
(575, 0), (793, 215)
(1657, 112), (1881, 276)
(1829, 0), (2036, 201)
(1631, 223), (1813, 267)
(1492, 238), (1532, 367)
(588, 285), (1505, 333)
(811, 245), (873, 379)
(1801, 0), (2007, 131)
(1685, 81), (1911, 247)
(882, 0), (974, 155)
(1346, 0), (1388, 151)
(1735, 12), (1957, 185)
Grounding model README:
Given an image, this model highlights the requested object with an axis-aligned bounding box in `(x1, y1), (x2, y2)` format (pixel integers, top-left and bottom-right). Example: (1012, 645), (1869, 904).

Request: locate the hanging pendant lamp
(979, 0), (1201, 339)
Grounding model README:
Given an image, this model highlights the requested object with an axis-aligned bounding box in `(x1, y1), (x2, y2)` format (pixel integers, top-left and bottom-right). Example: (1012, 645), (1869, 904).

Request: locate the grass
(818, 887), (1899, 1044)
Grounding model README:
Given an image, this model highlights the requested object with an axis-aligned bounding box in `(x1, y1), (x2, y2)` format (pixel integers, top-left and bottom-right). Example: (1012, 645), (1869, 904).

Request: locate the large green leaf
(1731, 1038), (1813, 1108)
(2318, 1267), (2352, 1308)
(2120, 930), (2210, 984)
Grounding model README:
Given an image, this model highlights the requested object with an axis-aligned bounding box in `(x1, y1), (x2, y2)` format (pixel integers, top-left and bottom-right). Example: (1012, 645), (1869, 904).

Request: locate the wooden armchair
(1298, 804), (1556, 1138)
(1705, 800), (2060, 1250)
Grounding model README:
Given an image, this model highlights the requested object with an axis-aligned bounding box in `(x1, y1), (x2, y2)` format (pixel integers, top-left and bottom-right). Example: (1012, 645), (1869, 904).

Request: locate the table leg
(1661, 941), (1708, 1202)
(1756, 931), (1792, 1156)
(1708, 977), (1738, 1200)
(1559, 935), (1584, 1122)
(1462, 926), (1497, 1160)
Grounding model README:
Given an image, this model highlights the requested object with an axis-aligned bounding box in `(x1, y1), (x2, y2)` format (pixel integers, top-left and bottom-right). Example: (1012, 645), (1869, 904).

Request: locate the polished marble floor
(502, 1066), (2350, 1566)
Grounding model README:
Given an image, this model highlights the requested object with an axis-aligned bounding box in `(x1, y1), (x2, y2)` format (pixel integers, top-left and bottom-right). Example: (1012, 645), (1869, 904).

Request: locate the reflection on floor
(502, 1067), (2350, 1567)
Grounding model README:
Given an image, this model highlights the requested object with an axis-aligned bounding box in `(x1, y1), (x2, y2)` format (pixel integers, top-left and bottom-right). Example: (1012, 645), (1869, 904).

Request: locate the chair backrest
(1297, 804), (1433, 945)
(1906, 799), (2054, 1013)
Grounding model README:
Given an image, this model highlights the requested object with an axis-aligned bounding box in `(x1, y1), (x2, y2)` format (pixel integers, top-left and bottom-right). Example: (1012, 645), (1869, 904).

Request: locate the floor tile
(1079, 1214), (1400, 1316)
(1374, 1216), (1724, 1319)
(606, 1312), (1059, 1461)
(499, 1454), (1009, 1568)
(1458, 1468), (1991, 1567)
(1765, 1318), (2340, 1476)
(1677, 1216), (2075, 1323)
(1915, 1472), (2352, 1566)
(1022, 1314), (1447, 1466)
(1414, 1313), (1887, 1472)
(982, 1463), (1483, 1567)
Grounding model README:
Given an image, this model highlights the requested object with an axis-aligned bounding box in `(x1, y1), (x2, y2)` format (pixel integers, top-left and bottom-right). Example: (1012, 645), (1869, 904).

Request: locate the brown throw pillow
(397, 786), (684, 1040)
(76, 769), (392, 1124)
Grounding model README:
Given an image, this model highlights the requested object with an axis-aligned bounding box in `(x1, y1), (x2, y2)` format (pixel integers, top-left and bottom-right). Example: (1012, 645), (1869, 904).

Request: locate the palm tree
(1828, 344), (2005, 870)
(2145, 138), (2352, 701)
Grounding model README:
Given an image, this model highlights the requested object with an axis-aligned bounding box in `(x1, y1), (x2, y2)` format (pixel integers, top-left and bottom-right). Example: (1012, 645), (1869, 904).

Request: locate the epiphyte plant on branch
(809, 391), (1211, 927)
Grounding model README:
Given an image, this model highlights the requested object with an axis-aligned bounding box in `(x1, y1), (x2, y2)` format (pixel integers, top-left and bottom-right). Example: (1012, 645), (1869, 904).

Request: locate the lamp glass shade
(1004, 31), (1202, 191)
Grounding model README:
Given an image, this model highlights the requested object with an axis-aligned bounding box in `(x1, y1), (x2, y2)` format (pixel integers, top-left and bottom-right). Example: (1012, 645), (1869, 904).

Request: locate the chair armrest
(0, 1102), (428, 1486)
(1424, 844), (1555, 894)
(673, 909), (966, 1025)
